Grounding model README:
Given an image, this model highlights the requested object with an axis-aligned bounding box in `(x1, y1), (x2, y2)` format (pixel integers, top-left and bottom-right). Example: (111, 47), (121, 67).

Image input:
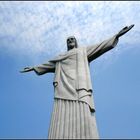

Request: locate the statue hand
(20, 67), (34, 73)
(117, 24), (134, 38)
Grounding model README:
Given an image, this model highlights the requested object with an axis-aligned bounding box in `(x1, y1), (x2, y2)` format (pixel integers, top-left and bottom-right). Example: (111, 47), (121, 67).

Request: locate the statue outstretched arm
(87, 24), (134, 62)
(20, 61), (55, 75)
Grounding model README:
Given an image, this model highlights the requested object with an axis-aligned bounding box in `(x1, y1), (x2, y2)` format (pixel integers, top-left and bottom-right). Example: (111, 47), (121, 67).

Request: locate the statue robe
(32, 34), (118, 139)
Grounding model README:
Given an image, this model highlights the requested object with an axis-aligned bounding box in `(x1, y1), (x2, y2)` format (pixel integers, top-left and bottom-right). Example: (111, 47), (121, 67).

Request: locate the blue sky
(0, 1), (140, 139)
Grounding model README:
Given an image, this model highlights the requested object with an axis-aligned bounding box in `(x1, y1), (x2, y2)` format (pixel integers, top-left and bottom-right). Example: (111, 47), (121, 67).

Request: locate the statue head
(67, 36), (78, 51)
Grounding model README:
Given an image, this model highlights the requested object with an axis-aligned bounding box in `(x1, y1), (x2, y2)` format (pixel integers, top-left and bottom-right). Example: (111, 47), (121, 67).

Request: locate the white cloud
(0, 1), (139, 62)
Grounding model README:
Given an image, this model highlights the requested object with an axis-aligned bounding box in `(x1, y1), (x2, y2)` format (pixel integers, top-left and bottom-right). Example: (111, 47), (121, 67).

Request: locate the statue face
(67, 36), (77, 51)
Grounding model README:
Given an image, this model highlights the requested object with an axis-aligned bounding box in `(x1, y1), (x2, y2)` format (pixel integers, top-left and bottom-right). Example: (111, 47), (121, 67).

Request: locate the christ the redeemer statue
(21, 25), (134, 139)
